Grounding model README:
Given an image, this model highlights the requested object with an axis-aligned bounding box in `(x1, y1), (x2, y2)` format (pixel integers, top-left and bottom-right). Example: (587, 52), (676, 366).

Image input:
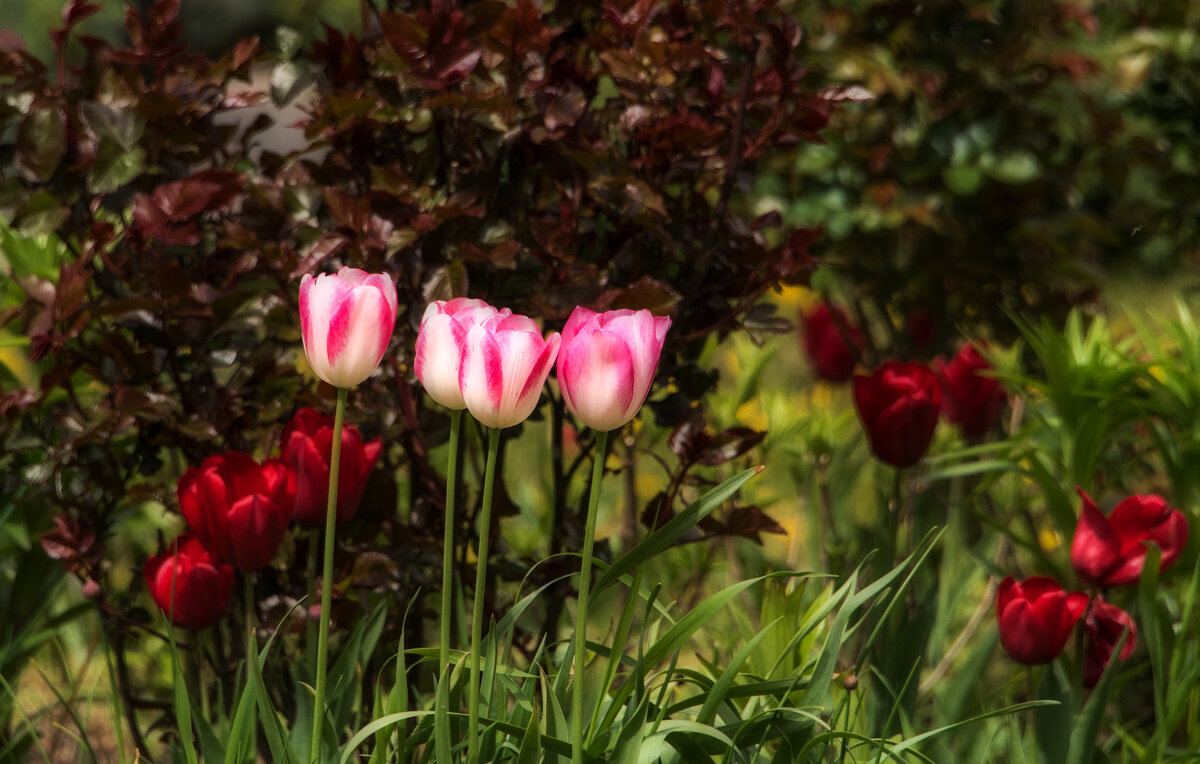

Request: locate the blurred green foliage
(758, 0), (1200, 356)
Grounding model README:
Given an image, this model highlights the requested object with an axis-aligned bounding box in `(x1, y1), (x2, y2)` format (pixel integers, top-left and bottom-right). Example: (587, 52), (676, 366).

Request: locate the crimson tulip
(178, 451), (293, 572)
(996, 576), (1089, 665)
(281, 407), (382, 529)
(852, 361), (942, 467)
(1070, 488), (1188, 588)
(299, 267), (398, 388)
(802, 303), (864, 382)
(144, 534), (233, 629)
(415, 298), (504, 410)
(459, 311), (560, 429)
(1083, 596), (1137, 687)
(556, 306), (671, 432)
(934, 342), (1007, 440)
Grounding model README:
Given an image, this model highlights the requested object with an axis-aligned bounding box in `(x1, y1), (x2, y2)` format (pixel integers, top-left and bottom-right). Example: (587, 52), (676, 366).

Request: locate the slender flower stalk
(244, 573), (257, 757)
(440, 409), (464, 677)
(468, 427), (501, 764)
(309, 386), (348, 764)
(572, 428), (609, 764)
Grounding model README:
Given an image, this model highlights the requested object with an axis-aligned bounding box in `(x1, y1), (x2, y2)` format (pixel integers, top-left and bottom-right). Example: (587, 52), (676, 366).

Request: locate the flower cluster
(147, 269), (394, 628)
(802, 302), (1009, 466)
(145, 410), (383, 628)
(415, 299), (671, 433)
(996, 488), (1188, 685)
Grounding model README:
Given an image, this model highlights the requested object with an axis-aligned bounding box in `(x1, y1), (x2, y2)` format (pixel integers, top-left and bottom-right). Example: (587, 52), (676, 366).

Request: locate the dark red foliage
(1, 0), (827, 710)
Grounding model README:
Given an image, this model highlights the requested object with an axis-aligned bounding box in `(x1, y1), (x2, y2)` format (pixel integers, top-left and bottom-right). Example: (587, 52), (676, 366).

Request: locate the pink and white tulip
(415, 298), (505, 410)
(459, 312), (560, 429)
(557, 307), (671, 432)
(299, 267), (398, 388)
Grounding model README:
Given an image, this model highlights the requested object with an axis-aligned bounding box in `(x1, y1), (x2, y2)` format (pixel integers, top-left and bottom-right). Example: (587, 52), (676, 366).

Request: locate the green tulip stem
(309, 386), (348, 764)
(244, 572), (257, 757)
(468, 426), (501, 764)
(440, 409), (464, 678)
(572, 428), (610, 764)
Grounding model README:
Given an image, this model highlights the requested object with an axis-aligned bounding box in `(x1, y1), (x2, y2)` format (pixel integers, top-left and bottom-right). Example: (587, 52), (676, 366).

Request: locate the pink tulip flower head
(415, 298), (506, 410)
(459, 311), (561, 429)
(557, 306), (672, 432)
(299, 267), (398, 388)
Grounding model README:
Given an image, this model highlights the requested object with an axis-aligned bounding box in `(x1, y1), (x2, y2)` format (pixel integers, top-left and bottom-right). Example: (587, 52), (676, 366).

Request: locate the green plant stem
(196, 630), (210, 725)
(96, 605), (128, 764)
(468, 426), (501, 764)
(572, 428), (610, 764)
(244, 573), (257, 757)
(309, 386), (348, 764)
(441, 409), (464, 677)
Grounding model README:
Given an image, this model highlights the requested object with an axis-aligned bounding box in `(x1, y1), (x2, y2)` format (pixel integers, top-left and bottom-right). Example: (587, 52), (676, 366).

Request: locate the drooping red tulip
(996, 576), (1090, 665)
(178, 451), (293, 572)
(1071, 488), (1188, 588)
(802, 303), (864, 383)
(1083, 596), (1137, 687)
(853, 361), (942, 467)
(282, 407), (382, 528)
(934, 342), (1007, 440)
(144, 534), (233, 629)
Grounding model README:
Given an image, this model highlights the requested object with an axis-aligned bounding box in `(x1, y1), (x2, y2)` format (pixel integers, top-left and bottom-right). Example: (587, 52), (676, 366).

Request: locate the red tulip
(996, 576), (1089, 665)
(802, 303), (864, 382)
(1083, 597), (1136, 687)
(934, 342), (1007, 440)
(1070, 488), (1189, 588)
(178, 451), (293, 572)
(145, 534), (233, 629)
(852, 361), (942, 467)
(282, 407), (382, 529)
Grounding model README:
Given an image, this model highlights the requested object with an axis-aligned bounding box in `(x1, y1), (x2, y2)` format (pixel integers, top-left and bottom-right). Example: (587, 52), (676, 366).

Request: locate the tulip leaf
(168, 626), (200, 764)
(1065, 631), (1129, 764)
(434, 665), (454, 764)
(592, 466), (761, 596)
(338, 711), (436, 764)
(1137, 545), (1167, 731)
(515, 704), (541, 764)
(1034, 661), (1073, 764)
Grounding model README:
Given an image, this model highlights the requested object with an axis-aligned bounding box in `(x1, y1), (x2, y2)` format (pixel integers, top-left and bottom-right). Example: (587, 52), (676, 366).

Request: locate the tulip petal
(1070, 489), (1126, 585)
(559, 327), (635, 431)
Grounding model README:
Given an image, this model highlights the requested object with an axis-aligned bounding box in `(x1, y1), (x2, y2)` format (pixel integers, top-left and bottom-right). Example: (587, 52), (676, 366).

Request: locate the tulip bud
(281, 407), (382, 529)
(996, 576), (1089, 665)
(299, 267), (398, 389)
(145, 534), (234, 629)
(556, 306), (671, 432)
(1070, 488), (1188, 588)
(415, 298), (505, 410)
(178, 451), (294, 573)
(802, 303), (864, 382)
(934, 342), (1007, 440)
(852, 361), (941, 468)
(459, 312), (560, 429)
(1083, 596), (1136, 687)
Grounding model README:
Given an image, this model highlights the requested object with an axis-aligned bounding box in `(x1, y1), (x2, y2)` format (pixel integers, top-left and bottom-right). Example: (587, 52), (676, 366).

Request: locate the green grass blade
(592, 466), (762, 596)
